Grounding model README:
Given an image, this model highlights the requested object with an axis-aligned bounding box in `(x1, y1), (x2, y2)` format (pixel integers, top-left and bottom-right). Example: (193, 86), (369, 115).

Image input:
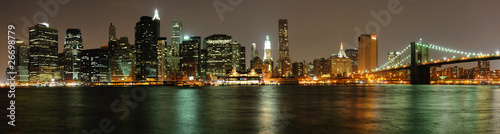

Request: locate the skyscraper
(109, 23), (116, 41)
(29, 23), (58, 83)
(157, 37), (167, 81)
(63, 29), (83, 83)
(171, 20), (183, 56)
(9, 39), (29, 85)
(111, 37), (135, 82)
(250, 43), (260, 69)
(135, 16), (159, 81)
(279, 19), (291, 77)
(358, 33), (378, 72)
(292, 61), (306, 77)
(252, 43), (258, 59)
(205, 34), (244, 79)
(387, 51), (401, 68)
(81, 46), (110, 84)
(328, 43), (353, 77)
(170, 20), (183, 75)
(345, 48), (358, 73)
(180, 36), (201, 80)
(230, 41), (246, 72)
(264, 36), (272, 60)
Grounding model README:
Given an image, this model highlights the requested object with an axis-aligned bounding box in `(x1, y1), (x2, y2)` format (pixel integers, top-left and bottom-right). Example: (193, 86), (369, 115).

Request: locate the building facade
(180, 36), (201, 80)
(81, 46), (111, 84)
(29, 23), (58, 83)
(111, 37), (135, 82)
(358, 33), (378, 72)
(135, 16), (159, 81)
(278, 19), (291, 77)
(63, 29), (83, 83)
(345, 48), (358, 73)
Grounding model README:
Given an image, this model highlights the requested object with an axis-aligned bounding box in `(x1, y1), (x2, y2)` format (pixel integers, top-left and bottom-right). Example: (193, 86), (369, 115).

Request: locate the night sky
(1, 0), (500, 82)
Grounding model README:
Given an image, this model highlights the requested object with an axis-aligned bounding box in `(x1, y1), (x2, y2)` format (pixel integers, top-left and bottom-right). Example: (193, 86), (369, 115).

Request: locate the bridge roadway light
(497, 51), (499, 56)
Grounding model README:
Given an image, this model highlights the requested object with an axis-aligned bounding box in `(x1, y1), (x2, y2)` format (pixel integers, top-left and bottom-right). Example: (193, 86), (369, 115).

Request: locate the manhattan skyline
(1, 0), (500, 82)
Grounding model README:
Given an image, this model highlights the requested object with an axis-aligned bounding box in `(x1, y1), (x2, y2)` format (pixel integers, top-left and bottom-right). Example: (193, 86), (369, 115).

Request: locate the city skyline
(2, 0), (500, 82)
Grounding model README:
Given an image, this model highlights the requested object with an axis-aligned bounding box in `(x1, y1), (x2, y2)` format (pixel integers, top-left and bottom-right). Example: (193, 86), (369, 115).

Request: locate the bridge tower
(410, 42), (431, 84)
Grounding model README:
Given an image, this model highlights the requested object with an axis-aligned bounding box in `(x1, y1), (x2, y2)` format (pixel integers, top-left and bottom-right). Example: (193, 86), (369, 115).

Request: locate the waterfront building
(278, 19), (291, 77)
(62, 29), (83, 83)
(180, 36), (201, 80)
(387, 51), (401, 68)
(29, 23), (58, 83)
(358, 33), (378, 72)
(204, 34), (245, 80)
(81, 46), (111, 84)
(292, 61), (306, 77)
(111, 37), (135, 82)
(345, 48), (358, 73)
(135, 16), (159, 81)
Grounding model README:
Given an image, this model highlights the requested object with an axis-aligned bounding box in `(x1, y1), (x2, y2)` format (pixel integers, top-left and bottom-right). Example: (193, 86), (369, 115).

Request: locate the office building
(111, 37), (135, 82)
(358, 33), (378, 72)
(180, 36), (201, 80)
(62, 29), (83, 83)
(329, 43), (352, 77)
(292, 61), (306, 77)
(387, 51), (401, 68)
(135, 16), (159, 81)
(345, 48), (358, 73)
(279, 19), (291, 76)
(29, 23), (58, 83)
(204, 34), (245, 79)
(81, 46), (111, 84)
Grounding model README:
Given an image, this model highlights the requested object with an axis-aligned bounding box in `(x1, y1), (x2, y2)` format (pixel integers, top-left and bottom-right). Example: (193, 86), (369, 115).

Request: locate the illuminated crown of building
(264, 36), (272, 60)
(338, 43), (348, 58)
(153, 8), (160, 20)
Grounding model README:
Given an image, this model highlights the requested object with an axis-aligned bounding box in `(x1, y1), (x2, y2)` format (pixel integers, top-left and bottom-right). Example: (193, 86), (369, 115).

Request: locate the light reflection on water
(1, 85), (500, 133)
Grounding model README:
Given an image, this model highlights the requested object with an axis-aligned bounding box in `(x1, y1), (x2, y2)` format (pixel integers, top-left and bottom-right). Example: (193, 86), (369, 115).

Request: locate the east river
(1, 85), (500, 133)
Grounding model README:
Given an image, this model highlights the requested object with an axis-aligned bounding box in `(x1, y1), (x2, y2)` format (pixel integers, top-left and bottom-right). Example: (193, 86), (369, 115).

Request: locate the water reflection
(2, 85), (500, 133)
(258, 86), (280, 134)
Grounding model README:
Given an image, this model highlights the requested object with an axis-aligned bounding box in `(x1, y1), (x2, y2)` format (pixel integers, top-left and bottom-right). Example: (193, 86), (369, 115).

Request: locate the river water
(1, 85), (500, 133)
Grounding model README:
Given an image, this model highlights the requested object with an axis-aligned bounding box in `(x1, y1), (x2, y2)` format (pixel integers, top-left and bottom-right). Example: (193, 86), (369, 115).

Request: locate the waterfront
(1, 85), (500, 133)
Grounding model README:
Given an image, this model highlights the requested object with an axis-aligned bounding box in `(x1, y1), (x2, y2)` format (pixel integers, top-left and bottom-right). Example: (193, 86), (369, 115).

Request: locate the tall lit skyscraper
(81, 46), (110, 83)
(205, 34), (244, 79)
(157, 37), (167, 81)
(9, 39), (29, 84)
(109, 23), (116, 41)
(252, 43), (258, 59)
(63, 29), (83, 83)
(111, 37), (135, 82)
(279, 19), (291, 77)
(180, 36), (201, 79)
(171, 20), (183, 56)
(345, 48), (358, 72)
(29, 23), (58, 83)
(387, 51), (401, 67)
(358, 33), (378, 72)
(170, 20), (182, 75)
(264, 36), (272, 60)
(135, 16), (159, 81)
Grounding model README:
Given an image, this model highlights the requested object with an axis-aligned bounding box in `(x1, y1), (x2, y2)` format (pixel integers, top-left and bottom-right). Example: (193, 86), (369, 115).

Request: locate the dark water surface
(1, 85), (500, 134)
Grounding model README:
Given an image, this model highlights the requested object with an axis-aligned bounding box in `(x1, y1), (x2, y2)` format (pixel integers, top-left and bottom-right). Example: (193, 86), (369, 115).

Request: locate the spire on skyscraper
(153, 8), (160, 20)
(338, 43), (348, 58)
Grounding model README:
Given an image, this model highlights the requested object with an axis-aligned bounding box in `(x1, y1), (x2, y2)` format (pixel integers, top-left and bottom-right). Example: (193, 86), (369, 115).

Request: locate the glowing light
(184, 35), (190, 40)
(40, 22), (49, 27)
(497, 51), (499, 55)
(153, 8), (160, 20)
